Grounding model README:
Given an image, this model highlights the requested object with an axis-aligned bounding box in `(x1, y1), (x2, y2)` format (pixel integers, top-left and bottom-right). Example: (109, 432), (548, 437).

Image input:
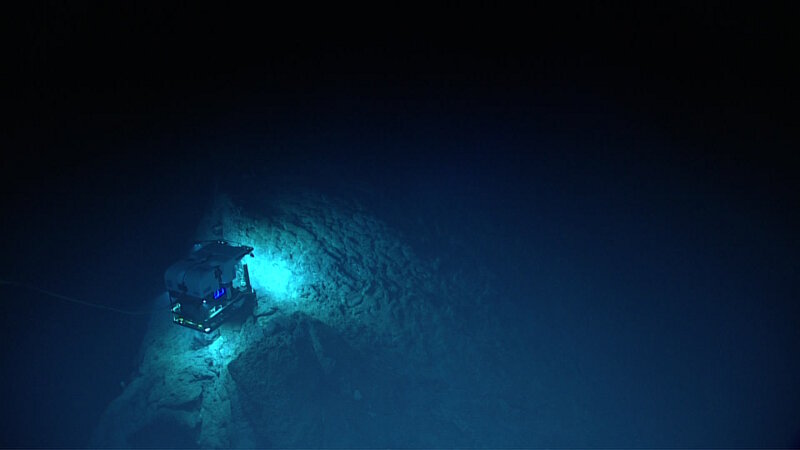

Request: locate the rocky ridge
(91, 191), (519, 448)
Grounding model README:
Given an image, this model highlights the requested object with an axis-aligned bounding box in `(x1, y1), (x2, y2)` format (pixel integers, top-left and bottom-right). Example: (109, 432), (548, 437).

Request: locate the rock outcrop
(91, 190), (519, 448)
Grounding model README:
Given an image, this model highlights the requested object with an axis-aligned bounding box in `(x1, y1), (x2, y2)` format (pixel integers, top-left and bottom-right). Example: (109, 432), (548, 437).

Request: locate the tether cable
(0, 279), (168, 316)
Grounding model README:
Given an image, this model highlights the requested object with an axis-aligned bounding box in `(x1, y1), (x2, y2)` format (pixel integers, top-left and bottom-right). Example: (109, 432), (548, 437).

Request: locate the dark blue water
(4, 4), (799, 447)
(3, 102), (798, 446)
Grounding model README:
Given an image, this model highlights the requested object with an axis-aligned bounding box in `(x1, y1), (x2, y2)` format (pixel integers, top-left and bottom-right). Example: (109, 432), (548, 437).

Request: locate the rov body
(164, 240), (255, 333)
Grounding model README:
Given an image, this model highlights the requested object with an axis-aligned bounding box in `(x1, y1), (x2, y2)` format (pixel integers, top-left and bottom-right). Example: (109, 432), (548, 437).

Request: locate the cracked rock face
(91, 191), (515, 448)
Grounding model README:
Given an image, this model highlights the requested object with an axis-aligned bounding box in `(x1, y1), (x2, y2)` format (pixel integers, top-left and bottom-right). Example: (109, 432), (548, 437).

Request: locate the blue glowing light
(249, 257), (293, 298)
(213, 287), (226, 300)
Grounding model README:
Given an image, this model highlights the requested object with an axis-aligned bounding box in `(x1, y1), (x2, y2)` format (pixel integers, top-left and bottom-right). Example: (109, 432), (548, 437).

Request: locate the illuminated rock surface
(91, 191), (518, 448)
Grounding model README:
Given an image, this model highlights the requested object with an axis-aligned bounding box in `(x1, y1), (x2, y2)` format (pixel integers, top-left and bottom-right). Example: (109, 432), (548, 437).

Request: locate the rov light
(248, 256), (293, 298)
(263, 262), (292, 296)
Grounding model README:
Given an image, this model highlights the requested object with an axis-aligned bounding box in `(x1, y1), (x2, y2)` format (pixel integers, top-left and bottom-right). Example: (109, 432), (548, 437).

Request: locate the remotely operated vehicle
(164, 240), (256, 333)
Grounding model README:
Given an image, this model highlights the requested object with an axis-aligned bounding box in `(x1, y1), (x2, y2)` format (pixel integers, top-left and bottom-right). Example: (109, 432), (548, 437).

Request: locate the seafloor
(91, 191), (532, 448)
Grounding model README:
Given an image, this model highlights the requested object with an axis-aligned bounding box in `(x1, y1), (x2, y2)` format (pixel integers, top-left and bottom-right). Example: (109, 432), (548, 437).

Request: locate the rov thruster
(164, 240), (256, 333)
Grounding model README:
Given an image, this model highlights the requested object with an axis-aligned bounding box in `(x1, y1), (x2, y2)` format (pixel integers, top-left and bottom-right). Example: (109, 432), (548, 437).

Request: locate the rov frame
(164, 240), (256, 333)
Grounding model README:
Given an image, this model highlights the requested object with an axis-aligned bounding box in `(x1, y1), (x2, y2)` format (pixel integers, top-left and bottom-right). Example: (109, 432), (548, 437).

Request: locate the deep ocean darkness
(3, 3), (799, 447)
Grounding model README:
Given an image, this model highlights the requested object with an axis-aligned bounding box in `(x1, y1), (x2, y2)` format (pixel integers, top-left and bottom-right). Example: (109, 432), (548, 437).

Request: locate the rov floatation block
(164, 240), (256, 333)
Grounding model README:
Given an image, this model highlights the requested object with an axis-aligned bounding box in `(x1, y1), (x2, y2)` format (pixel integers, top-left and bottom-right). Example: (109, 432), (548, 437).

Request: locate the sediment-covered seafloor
(91, 191), (528, 448)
